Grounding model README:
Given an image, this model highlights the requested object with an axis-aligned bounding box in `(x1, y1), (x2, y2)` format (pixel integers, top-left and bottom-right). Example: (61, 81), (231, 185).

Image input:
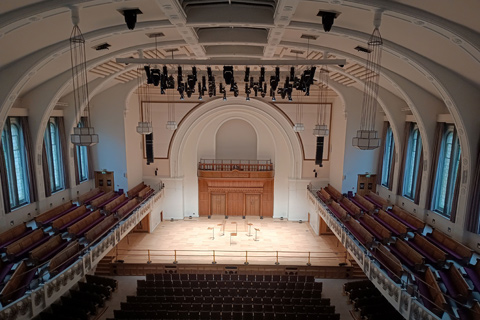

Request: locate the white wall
(124, 93), (145, 190)
(215, 119), (257, 160)
(328, 96), (347, 191)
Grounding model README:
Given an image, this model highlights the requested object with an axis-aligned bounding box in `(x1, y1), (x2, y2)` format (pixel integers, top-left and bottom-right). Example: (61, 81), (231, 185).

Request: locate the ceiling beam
(115, 58), (346, 66)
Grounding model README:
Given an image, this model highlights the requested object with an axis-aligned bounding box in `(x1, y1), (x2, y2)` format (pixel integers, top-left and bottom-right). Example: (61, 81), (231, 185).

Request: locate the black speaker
(315, 136), (324, 167)
(146, 133), (154, 165)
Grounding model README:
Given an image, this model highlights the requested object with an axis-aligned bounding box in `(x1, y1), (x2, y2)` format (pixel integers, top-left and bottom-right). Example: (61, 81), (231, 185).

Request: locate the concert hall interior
(1, 1), (480, 320)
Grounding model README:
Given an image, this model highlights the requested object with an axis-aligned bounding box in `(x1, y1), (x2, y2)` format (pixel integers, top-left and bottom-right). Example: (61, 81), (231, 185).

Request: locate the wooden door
(227, 193), (244, 216)
(211, 194), (226, 215)
(245, 194), (261, 216)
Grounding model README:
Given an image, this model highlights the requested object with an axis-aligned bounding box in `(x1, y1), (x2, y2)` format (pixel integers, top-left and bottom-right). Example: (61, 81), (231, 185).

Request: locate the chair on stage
(230, 232), (237, 245)
(254, 228), (260, 241)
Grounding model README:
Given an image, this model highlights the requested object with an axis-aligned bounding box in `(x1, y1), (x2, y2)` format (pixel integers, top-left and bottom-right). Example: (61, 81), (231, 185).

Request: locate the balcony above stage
(198, 159), (274, 179)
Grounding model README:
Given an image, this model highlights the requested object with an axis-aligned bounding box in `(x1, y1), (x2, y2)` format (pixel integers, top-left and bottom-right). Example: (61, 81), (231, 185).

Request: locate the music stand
(254, 228), (260, 241)
(207, 227), (215, 240)
(217, 222), (225, 236)
(247, 223), (253, 237)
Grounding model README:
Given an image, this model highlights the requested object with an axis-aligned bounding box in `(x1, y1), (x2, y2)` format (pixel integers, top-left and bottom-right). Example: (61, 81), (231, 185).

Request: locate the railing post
(307, 252), (311, 266)
(244, 251), (249, 265)
(212, 250), (217, 264)
(147, 250), (151, 264)
(275, 251), (280, 265)
(173, 250), (178, 264)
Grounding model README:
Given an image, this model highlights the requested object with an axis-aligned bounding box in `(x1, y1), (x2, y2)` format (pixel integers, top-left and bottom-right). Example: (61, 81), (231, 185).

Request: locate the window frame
(381, 126), (395, 188)
(403, 126), (423, 200)
(44, 117), (65, 193)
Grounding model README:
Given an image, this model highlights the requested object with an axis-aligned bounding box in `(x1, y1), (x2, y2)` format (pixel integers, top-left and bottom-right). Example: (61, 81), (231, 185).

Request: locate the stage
(112, 216), (347, 267)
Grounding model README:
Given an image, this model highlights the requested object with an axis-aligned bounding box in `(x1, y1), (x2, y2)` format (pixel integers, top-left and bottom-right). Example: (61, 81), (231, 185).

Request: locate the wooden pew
(344, 219), (374, 248)
(49, 241), (81, 275)
(0, 261), (37, 306)
(34, 201), (76, 226)
(339, 197), (362, 218)
(77, 187), (105, 205)
(0, 260), (14, 284)
(364, 190), (390, 209)
(324, 184), (343, 202)
(425, 229), (473, 263)
(68, 210), (104, 238)
(317, 189), (332, 204)
(5, 229), (50, 261)
(417, 267), (447, 316)
(374, 210), (408, 237)
(329, 201), (350, 222)
(457, 300), (480, 320)
(29, 235), (69, 265)
(389, 206), (425, 232)
(373, 244), (403, 283)
(51, 205), (89, 232)
(104, 194), (128, 214)
(438, 263), (471, 303)
(389, 238), (424, 271)
(407, 234), (446, 267)
(0, 223), (33, 251)
(137, 186), (154, 200)
(90, 191), (117, 209)
(351, 194), (376, 213)
(84, 215), (117, 244)
(127, 182), (146, 199)
(465, 258), (480, 292)
(115, 198), (140, 220)
(358, 214), (391, 243)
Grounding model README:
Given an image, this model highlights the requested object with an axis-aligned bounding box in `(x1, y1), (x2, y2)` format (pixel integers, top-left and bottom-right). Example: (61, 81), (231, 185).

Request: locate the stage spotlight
(192, 66), (197, 82)
(261, 83), (267, 98)
(290, 67), (295, 80)
(120, 9), (143, 30)
(166, 75), (175, 89)
(245, 83), (251, 101)
(317, 10), (339, 32)
(219, 83), (227, 101)
(198, 83), (203, 100)
(144, 66), (153, 84)
(178, 83), (185, 100)
(244, 67), (250, 82)
(259, 67), (265, 83)
(151, 68), (161, 87)
(201, 76), (207, 94)
(223, 66), (234, 85)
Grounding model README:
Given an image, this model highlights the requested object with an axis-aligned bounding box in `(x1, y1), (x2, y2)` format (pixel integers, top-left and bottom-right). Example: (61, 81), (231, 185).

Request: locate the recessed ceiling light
(354, 46), (371, 53)
(146, 32), (165, 38)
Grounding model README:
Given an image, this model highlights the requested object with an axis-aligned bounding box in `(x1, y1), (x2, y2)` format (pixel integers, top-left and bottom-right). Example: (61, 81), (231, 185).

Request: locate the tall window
(1, 118), (30, 209)
(403, 126), (423, 199)
(44, 118), (64, 193)
(76, 119), (89, 183)
(381, 126), (395, 187)
(431, 125), (461, 217)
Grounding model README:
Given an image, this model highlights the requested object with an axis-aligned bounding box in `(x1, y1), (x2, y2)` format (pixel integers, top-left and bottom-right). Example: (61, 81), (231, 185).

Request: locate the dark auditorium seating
(457, 300), (480, 320)
(464, 258), (480, 292)
(407, 234), (446, 267)
(0, 260), (14, 284)
(416, 267), (446, 317)
(0, 222), (33, 252)
(0, 261), (37, 305)
(437, 263), (471, 303)
(86, 274), (118, 292)
(34, 201), (77, 226)
(425, 229), (473, 263)
(29, 234), (69, 265)
(4, 229), (51, 261)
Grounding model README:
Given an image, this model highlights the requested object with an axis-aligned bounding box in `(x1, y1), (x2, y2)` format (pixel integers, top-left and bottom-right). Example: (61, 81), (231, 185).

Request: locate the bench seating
(0, 261), (37, 306)
(68, 210), (104, 238)
(351, 194), (376, 213)
(90, 191), (117, 209)
(389, 206), (425, 232)
(358, 215), (391, 244)
(49, 241), (81, 275)
(373, 210), (408, 237)
(438, 263), (471, 304)
(457, 301), (480, 320)
(416, 267), (446, 317)
(345, 219), (374, 248)
(339, 197), (361, 218)
(317, 189), (332, 204)
(324, 184), (343, 202)
(137, 186), (154, 200)
(407, 234), (446, 267)
(372, 244), (403, 283)
(0, 223), (33, 252)
(464, 258), (480, 292)
(34, 201), (76, 226)
(127, 182), (146, 199)
(425, 229), (473, 263)
(0, 260), (14, 285)
(77, 187), (105, 205)
(115, 198), (140, 220)
(51, 205), (89, 232)
(389, 238), (424, 271)
(328, 201), (349, 222)
(104, 194), (128, 214)
(29, 234), (69, 265)
(84, 215), (116, 244)
(364, 191), (390, 209)
(5, 229), (51, 261)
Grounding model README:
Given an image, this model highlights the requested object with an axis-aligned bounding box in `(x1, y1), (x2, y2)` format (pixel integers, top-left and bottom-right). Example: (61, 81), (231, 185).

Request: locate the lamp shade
(293, 123), (305, 132)
(136, 122), (153, 134)
(166, 121), (178, 130)
(71, 127), (99, 146)
(313, 124), (329, 137)
(352, 130), (380, 150)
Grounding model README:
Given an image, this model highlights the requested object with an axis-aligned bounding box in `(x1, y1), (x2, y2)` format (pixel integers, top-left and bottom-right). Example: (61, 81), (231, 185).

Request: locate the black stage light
(120, 9), (143, 30)
(275, 67), (280, 82)
(244, 67), (250, 82)
(261, 83), (267, 98)
(201, 76), (207, 94)
(144, 66), (153, 84)
(223, 66), (234, 85)
(151, 68), (161, 87)
(177, 66), (183, 84)
(245, 84), (251, 101)
(208, 70), (216, 97)
(252, 81), (259, 97)
(166, 75), (175, 89)
(290, 67), (295, 80)
(192, 66), (197, 82)
(178, 82), (185, 100)
(317, 11), (339, 32)
(270, 75), (278, 91)
(259, 67), (265, 83)
(198, 83), (203, 100)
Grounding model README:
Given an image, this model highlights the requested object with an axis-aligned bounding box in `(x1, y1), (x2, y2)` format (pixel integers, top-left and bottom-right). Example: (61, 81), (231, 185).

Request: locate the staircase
(95, 255), (114, 276)
(349, 259), (367, 279)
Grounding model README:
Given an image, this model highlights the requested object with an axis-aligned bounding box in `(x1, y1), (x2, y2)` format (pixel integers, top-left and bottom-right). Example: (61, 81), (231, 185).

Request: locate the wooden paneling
(357, 174), (376, 196)
(95, 171), (114, 192)
(245, 194), (261, 216)
(227, 193), (244, 216)
(211, 194), (226, 215)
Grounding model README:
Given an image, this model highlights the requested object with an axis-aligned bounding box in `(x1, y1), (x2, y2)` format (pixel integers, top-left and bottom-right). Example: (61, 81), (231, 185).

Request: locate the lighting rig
(143, 65), (317, 101)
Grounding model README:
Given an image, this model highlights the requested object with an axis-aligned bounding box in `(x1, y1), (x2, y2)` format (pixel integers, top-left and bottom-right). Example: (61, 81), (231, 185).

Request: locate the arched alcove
(215, 119), (257, 160)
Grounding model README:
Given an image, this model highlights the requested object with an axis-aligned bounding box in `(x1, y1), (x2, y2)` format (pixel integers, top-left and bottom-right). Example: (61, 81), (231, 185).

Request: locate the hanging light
(353, 11), (383, 150)
(293, 89), (304, 132)
(166, 87), (177, 130)
(69, 9), (99, 146)
(136, 66), (153, 135)
(313, 65), (329, 137)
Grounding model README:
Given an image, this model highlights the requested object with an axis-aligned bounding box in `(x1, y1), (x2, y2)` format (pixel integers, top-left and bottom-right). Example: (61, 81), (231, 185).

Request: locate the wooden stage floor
(113, 216), (347, 267)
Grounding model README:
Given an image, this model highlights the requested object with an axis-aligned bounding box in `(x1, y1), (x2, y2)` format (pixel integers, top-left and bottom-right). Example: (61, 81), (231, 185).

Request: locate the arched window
(381, 126), (395, 187)
(403, 127), (423, 199)
(1, 118), (30, 209)
(44, 118), (64, 193)
(431, 126), (461, 217)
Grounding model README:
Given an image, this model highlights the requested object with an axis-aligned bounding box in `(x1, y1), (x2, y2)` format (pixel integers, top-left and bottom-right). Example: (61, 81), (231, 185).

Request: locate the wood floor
(113, 216), (347, 266)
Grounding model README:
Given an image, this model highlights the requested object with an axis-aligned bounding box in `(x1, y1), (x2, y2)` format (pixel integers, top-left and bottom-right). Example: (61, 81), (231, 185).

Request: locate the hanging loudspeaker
(315, 136), (324, 167)
(146, 133), (154, 165)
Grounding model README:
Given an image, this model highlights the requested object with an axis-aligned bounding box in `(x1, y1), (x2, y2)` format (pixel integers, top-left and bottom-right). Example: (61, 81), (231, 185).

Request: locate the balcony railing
(198, 159), (273, 172)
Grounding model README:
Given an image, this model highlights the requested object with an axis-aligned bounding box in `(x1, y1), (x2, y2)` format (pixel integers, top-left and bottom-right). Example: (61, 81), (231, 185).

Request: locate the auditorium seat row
(147, 273), (316, 283)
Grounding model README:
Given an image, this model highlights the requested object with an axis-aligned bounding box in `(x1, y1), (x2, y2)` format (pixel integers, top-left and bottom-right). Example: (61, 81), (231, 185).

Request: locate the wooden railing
(198, 159), (273, 171)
